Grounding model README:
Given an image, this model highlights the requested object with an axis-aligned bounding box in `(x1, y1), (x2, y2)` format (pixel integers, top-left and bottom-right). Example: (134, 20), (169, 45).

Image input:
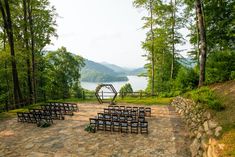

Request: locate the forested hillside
(133, 0), (235, 96)
(101, 62), (146, 76)
(81, 59), (128, 82)
(81, 60), (146, 82)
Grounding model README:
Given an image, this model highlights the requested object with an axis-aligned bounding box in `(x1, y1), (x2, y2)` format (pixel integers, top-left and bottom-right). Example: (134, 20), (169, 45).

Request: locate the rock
(218, 144), (225, 150)
(207, 138), (218, 157)
(198, 126), (204, 132)
(208, 120), (218, 129)
(171, 137), (176, 141)
(198, 149), (203, 156)
(25, 143), (34, 149)
(206, 130), (213, 136)
(203, 121), (209, 132)
(201, 139), (208, 151)
(203, 151), (208, 157)
(203, 112), (211, 120)
(207, 145), (213, 157)
(190, 138), (201, 157)
(197, 132), (202, 139)
(214, 126), (222, 137)
(26, 152), (46, 157)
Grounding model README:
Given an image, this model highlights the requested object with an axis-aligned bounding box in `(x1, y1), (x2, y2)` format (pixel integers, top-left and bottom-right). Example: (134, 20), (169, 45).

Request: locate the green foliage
(133, 0), (186, 95)
(81, 70), (128, 82)
(0, 0), (57, 105)
(185, 0), (234, 61)
(81, 59), (128, 82)
(117, 97), (172, 105)
(230, 71), (235, 80)
(44, 47), (84, 99)
(159, 90), (182, 98)
(175, 66), (198, 91)
(119, 83), (133, 96)
(84, 124), (96, 133)
(206, 50), (235, 84)
(37, 119), (51, 128)
(185, 87), (224, 111)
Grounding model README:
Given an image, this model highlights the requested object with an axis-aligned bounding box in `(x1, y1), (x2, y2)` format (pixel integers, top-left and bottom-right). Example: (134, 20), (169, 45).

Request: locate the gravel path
(0, 103), (190, 157)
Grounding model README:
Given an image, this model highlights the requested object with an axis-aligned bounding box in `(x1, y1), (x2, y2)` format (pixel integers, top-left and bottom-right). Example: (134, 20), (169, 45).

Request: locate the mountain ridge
(81, 59), (146, 82)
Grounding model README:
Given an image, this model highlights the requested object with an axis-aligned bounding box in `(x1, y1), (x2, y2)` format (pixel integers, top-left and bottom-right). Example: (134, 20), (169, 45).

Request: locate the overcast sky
(47, 0), (190, 68)
(46, 0), (147, 68)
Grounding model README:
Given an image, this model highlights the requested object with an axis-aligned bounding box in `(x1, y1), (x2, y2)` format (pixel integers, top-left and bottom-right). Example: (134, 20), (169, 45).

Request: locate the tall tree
(170, 0), (176, 79)
(27, 0), (36, 103)
(0, 0), (22, 104)
(45, 47), (84, 99)
(23, 0), (33, 103)
(149, 0), (155, 96)
(195, 0), (207, 87)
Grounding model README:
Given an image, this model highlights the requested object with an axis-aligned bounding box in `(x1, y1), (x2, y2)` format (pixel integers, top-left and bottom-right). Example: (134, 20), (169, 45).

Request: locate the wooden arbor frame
(95, 84), (117, 104)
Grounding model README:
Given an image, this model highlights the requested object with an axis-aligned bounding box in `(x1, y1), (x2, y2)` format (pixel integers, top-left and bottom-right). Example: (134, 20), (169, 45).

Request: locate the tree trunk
(170, 0), (176, 79)
(150, 0), (155, 96)
(23, 0), (33, 104)
(3, 30), (11, 111)
(195, 10), (200, 66)
(195, 0), (207, 87)
(27, 0), (36, 103)
(0, 0), (22, 104)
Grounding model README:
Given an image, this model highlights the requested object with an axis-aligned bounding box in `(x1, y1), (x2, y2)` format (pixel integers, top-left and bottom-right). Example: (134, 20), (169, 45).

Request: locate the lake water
(81, 76), (148, 92)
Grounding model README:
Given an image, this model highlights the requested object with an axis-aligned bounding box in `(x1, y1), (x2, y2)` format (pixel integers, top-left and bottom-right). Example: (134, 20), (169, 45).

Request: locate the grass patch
(47, 98), (97, 103)
(218, 129), (235, 157)
(0, 103), (43, 121)
(0, 112), (16, 121)
(116, 97), (173, 105)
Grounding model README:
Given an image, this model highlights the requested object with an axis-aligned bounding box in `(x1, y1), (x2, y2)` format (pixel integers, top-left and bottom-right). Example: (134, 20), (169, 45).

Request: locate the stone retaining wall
(171, 97), (222, 157)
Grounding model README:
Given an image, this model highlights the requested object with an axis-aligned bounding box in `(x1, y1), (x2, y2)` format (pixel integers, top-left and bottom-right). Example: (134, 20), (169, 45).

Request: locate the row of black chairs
(104, 108), (147, 117)
(90, 118), (148, 134)
(17, 102), (78, 126)
(17, 110), (53, 124)
(107, 105), (151, 117)
(41, 104), (73, 117)
(48, 102), (78, 112)
(97, 112), (145, 123)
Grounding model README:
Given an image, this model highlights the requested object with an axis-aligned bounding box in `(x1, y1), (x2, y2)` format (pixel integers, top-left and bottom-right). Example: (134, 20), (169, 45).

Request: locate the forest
(133, 0), (235, 96)
(0, 0), (234, 109)
(0, 0), (84, 109)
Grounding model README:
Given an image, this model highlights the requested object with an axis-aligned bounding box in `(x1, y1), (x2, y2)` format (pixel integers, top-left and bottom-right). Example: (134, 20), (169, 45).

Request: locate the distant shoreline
(81, 76), (148, 91)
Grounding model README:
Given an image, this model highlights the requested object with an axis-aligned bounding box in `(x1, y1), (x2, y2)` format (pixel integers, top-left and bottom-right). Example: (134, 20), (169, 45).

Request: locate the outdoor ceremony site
(0, 0), (234, 157)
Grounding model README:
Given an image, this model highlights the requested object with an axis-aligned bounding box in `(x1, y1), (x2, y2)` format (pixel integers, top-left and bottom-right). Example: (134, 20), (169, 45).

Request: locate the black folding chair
(131, 121), (139, 134)
(140, 121), (148, 134)
(112, 121), (120, 132)
(120, 121), (128, 133)
(105, 120), (112, 131)
(145, 107), (151, 117)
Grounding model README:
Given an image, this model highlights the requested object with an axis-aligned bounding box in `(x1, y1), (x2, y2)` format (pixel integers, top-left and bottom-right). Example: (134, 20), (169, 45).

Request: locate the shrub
(37, 120), (51, 128)
(185, 87), (224, 111)
(206, 50), (235, 83)
(84, 124), (96, 133)
(175, 66), (199, 91)
(230, 71), (235, 80)
(119, 83), (133, 96)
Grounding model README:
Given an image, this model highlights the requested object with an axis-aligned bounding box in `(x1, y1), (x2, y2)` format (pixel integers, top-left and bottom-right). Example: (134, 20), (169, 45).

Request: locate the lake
(81, 76), (148, 92)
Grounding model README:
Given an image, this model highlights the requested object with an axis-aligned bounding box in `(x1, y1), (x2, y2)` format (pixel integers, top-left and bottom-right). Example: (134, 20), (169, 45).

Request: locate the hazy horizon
(46, 0), (191, 68)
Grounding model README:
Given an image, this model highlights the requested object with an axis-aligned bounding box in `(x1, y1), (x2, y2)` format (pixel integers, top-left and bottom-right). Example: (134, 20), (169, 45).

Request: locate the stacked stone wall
(171, 97), (222, 157)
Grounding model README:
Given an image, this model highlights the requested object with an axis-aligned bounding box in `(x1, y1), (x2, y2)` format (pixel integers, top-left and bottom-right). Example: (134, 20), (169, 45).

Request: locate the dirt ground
(0, 103), (190, 157)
